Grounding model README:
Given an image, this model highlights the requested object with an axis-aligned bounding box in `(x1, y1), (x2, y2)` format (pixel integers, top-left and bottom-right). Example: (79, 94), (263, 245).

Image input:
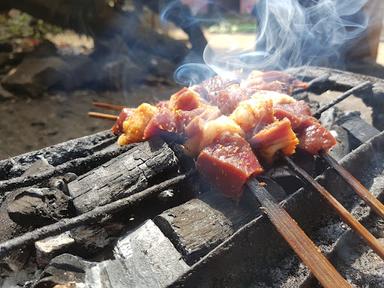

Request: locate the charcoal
(0, 246), (31, 275)
(265, 167), (303, 196)
(49, 173), (78, 195)
(0, 130), (115, 182)
(69, 222), (125, 255)
(33, 253), (94, 288)
(255, 176), (288, 201)
(154, 192), (255, 265)
(327, 126), (350, 161)
(337, 113), (380, 149)
(7, 187), (71, 227)
(68, 138), (183, 213)
(35, 232), (75, 267)
(84, 220), (189, 288)
(21, 158), (55, 177)
(0, 139), (132, 193)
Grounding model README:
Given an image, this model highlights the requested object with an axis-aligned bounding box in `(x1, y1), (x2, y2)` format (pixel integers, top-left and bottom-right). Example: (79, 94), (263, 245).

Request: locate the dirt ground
(0, 84), (179, 159)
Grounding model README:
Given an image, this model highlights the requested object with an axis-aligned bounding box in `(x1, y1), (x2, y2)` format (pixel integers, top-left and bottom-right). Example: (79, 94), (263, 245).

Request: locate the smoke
(171, 0), (370, 84)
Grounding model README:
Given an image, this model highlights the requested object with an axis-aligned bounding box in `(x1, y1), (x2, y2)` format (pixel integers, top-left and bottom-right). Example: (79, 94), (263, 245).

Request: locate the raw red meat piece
(297, 117), (337, 154)
(197, 133), (263, 199)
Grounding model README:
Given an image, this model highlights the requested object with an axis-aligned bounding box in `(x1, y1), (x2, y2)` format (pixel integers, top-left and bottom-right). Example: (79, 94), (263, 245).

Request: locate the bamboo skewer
(285, 156), (384, 260)
(312, 81), (384, 219)
(88, 112), (118, 121)
(313, 81), (371, 118)
(321, 152), (384, 219)
(247, 178), (351, 288)
(293, 74), (330, 95)
(92, 101), (125, 111)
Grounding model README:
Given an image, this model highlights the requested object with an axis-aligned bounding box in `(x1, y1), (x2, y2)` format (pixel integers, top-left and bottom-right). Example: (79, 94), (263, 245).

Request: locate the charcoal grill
(0, 66), (383, 288)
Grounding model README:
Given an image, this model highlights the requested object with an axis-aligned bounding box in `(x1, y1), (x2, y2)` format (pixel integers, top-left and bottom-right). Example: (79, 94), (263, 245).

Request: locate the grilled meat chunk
(250, 118), (299, 163)
(197, 133), (263, 199)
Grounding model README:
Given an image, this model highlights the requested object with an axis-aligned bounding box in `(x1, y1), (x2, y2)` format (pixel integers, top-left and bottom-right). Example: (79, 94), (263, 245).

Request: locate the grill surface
(0, 66), (383, 288)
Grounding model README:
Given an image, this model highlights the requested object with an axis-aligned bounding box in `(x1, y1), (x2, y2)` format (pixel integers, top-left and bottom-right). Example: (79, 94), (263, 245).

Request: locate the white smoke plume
(172, 0), (371, 85)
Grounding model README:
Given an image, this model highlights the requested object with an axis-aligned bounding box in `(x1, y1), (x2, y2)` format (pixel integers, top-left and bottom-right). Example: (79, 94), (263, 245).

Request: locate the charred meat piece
(296, 117), (337, 154)
(112, 108), (134, 135)
(117, 103), (158, 145)
(250, 118), (299, 163)
(197, 133), (263, 199)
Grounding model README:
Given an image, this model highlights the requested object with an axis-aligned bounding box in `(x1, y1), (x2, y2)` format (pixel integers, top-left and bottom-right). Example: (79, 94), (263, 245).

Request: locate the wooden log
(68, 138), (185, 213)
(154, 191), (255, 264)
(65, 220), (189, 287)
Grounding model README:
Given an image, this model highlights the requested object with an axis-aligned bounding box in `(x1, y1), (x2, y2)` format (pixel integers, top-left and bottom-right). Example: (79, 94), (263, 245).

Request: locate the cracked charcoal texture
(68, 138), (181, 213)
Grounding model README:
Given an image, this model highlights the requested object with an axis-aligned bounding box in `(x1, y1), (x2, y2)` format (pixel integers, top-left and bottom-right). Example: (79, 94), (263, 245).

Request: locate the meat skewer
(247, 178), (351, 288)
(92, 101), (125, 111)
(88, 112), (118, 121)
(308, 82), (384, 219)
(82, 71), (382, 285)
(292, 73), (330, 96)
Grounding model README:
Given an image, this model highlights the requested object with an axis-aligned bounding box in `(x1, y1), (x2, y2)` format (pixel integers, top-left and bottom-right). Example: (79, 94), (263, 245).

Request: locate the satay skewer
(88, 112), (118, 121)
(247, 178), (351, 288)
(313, 81), (371, 118)
(285, 156), (384, 260)
(89, 84), (381, 221)
(310, 81), (384, 220)
(321, 152), (384, 219)
(92, 101), (125, 111)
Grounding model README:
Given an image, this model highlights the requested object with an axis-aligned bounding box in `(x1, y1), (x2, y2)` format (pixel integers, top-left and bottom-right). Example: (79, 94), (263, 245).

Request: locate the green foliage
(0, 11), (62, 42)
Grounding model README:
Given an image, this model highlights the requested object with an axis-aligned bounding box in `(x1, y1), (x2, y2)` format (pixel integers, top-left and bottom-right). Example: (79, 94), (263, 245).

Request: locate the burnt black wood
(154, 192), (255, 265)
(337, 114), (380, 149)
(68, 138), (183, 213)
(0, 173), (190, 257)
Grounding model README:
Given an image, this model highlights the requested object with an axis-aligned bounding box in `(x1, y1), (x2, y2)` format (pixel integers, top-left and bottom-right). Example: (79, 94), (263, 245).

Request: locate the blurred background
(0, 0), (383, 159)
